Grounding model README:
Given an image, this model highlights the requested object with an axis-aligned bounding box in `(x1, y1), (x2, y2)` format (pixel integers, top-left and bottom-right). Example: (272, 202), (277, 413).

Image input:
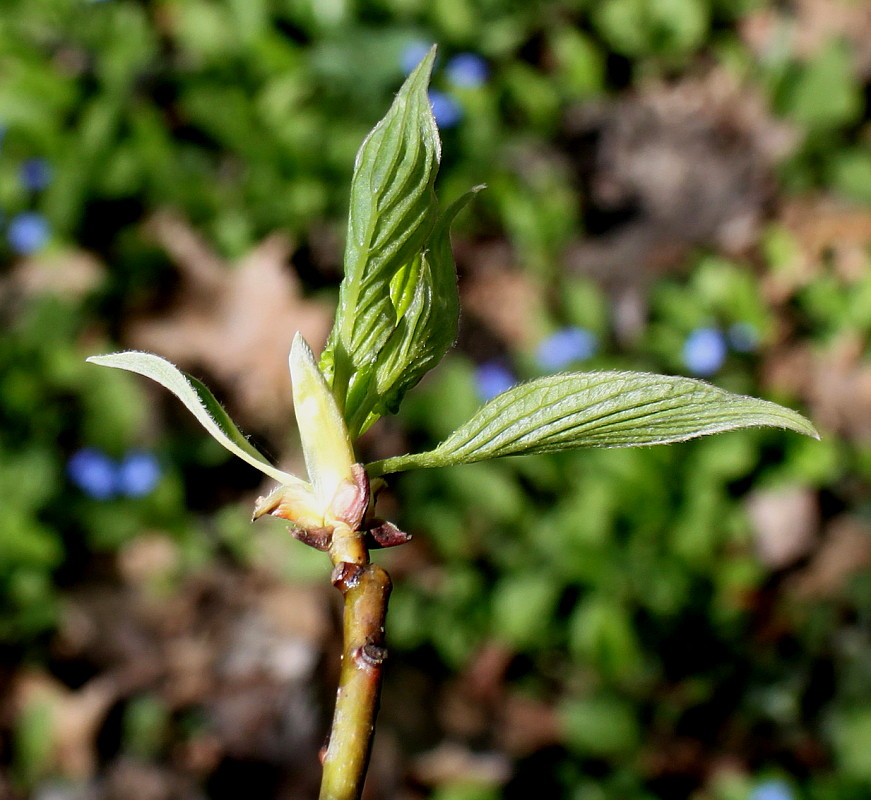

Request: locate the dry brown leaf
(740, 0), (871, 78)
(746, 487), (819, 569)
(11, 671), (125, 780)
(771, 199), (871, 295)
(790, 516), (871, 597)
(4, 250), (104, 298)
(128, 212), (333, 432)
(763, 334), (871, 442)
(562, 67), (793, 339)
(410, 741), (511, 787)
(807, 336), (871, 441)
(54, 563), (327, 780)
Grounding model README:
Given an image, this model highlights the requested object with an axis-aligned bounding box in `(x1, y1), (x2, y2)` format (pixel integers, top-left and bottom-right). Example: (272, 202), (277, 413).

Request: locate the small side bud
(367, 521), (413, 549)
(331, 561), (365, 591)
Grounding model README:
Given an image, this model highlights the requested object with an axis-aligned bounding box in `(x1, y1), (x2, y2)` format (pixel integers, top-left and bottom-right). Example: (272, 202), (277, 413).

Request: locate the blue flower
(67, 448), (162, 499)
(751, 779), (794, 800)
(68, 448), (120, 500)
(536, 327), (597, 371)
(475, 361), (515, 402)
(682, 327), (727, 376)
(117, 451), (162, 497)
(428, 90), (462, 128)
(20, 158), (52, 192)
(7, 212), (50, 254)
(728, 321), (759, 353)
(445, 53), (489, 88)
(400, 40), (433, 75)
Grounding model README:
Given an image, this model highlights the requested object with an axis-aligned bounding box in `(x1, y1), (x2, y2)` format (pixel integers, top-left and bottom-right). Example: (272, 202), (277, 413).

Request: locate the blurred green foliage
(2, 0), (871, 798)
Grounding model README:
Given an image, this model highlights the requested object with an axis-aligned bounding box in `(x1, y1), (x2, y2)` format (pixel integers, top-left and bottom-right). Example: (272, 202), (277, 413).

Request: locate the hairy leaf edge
(87, 352), (301, 486)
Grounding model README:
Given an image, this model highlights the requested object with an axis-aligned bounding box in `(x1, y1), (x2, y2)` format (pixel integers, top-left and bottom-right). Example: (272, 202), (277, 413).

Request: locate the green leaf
(780, 40), (862, 130)
(367, 371), (819, 476)
(320, 46), (442, 435)
(86, 351), (301, 486)
(346, 187), (482, 436)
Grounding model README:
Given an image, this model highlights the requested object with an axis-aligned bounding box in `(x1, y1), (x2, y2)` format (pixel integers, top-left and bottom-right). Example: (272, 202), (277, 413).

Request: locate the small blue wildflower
(445, 53), (489, 88)
(117, 451), (162, 497)
(682, 327), (727, 376)
(68, 448), (119, 500)
(428, 90), (461, 128)
(400, 40), (432, 75)
(728, 321), (759, 353)
(20, 158), (52, 192)
(536, 327), (597, 371)
(7, 212), (50, 255)
(751, 779), (794, 800)
(475, 361), (515, 402)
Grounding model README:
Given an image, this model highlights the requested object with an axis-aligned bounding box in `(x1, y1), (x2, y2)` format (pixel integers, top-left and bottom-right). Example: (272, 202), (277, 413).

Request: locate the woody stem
(318, 528), (392, 800)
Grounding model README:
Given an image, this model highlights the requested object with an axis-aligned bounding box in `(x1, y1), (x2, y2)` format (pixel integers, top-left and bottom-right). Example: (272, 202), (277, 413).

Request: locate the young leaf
(366, 371), (819, 476)
(320, 46), (442, 435)
(87, 351), (301, 487)
(346, 187), (483, 436)
(289, 333), (356, 510)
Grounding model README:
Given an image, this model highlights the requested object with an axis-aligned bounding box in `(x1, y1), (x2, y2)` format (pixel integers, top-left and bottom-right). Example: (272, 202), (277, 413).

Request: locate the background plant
(2, 2), (871, 800)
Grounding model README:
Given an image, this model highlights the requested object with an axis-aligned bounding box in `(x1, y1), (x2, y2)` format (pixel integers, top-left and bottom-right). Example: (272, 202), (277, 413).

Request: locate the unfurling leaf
(86, 351), (301, 487)
(346, 187), (483, 436)
(366, 371), (819, 476)
(320, 46), (451, 438)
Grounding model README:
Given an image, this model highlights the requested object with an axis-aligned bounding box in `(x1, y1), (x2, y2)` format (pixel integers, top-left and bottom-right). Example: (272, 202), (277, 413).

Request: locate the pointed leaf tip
(319, 41), (444, 436)
(289, 334), (356, 508)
